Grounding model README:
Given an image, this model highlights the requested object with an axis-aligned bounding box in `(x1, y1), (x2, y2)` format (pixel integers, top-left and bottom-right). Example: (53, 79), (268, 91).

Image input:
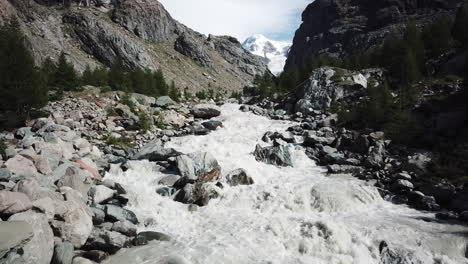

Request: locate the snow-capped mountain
(242, 34), (291, 75)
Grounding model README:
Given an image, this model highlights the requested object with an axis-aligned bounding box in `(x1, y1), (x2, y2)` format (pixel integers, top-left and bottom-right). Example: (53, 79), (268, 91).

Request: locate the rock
(303, 132), (335, 146)
(5, 155), (37, 178)
(8, 211), (54, 264)
(225, 168), (254, 186)
(72, 257), (95, 264)
(131, 93), (156, 106)
(404, 153), (432, 176)
(132, 139), (181, 161)
(364, 141), (386, 169)
(175, 33), (214, 68)
(158, 175), (181, 186)
(51, 242), (74, 264)
(56, 189), (93, 248)
(435, 211), (458, 220)
(449, 191), (468, 212)
(56, 166), (92, 199)
(392, 180), (414, 192)
(34, 155), (53, 175)
(0, 221), (34, 259)
(13, 178), (62, 201)
(89, 185), (116, 204)
(111, 221), (137, 237)
(84, 228), (130, 254)
(175, 152), (221, 180)
(32, 197), (56, 219)
(91, 207), (105, 225)
(378, 242), (432, 264)
(75, 159), (102, 181)
(155, 96), (175, 107)
(4, 146), (17, 159)
(0, 191), (32, 215)
(419, 183), (456, 205)
(105, 205), (138, 224)
(202, 120), (223, 131)
(253, 144), (294, 167)
(191, 104), (221, 119)
(0, 168), (12, 182)
(174, 183), (221, 206)
(413, 195), (440, 211)
(161, 110), (186, 128)
(327, 164), (364, 174)
(155, 186), (176, 197)
(76, 250), (108, 263)
(133, 231), (171, 246)
(16, 127), (33, 139)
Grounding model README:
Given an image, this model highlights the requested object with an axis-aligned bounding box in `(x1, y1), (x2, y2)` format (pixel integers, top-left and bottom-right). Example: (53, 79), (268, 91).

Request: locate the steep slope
(0, 0), (268, 93)
(243, 34), (291, 75)
(285, 0), (462, 71)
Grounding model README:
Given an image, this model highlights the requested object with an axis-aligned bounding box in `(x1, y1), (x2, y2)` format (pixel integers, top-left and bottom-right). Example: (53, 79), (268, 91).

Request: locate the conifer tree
(41, 57), (57, 87)
(81, 64), (94, 86)
(169, 81), (180, 102)
(453, 3), (468, 48)
(0, 17), (48, 117)
(108, 56), (130, 91)
(423, 16), (453, 56)
(54, 52), (79, 91)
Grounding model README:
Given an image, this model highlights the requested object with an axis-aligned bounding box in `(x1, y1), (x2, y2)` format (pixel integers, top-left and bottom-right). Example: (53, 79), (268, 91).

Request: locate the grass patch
(105, 135), (135, 148)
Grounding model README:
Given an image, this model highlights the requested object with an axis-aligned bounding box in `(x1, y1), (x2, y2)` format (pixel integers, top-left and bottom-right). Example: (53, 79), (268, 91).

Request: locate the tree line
(0, 16), (180, 127)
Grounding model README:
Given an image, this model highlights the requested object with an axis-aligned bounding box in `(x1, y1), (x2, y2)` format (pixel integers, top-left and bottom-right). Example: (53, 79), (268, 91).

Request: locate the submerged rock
(191, 104), (221, 119)
(225, 168), (254, 186)
(132, 139), (181, 162)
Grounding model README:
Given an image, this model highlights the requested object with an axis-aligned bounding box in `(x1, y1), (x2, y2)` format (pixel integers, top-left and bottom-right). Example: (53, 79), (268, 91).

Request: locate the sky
(159, 0), (311, 42)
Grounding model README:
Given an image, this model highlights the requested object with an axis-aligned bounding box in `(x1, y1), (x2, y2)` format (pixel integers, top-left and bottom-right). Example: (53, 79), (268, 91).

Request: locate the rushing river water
(103, 104), (468, 264)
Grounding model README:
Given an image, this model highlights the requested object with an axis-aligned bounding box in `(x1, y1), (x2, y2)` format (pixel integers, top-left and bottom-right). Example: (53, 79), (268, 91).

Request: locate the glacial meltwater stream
(104, 104), (468, 264)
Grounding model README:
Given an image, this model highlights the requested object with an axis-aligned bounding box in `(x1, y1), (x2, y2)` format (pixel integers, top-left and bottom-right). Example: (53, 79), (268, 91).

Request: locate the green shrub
(155, 113), (165, 129)
(138, 112), (151, 132)
(105, 135), (135, 148)
(121, 93), (136, 113)
(106, 106), (117, 116)
(0, 139), (6, 158)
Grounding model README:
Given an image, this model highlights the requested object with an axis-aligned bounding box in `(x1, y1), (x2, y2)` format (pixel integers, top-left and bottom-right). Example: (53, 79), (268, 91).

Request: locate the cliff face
(0, 0), (268, 93)
(285, 0), (462, 71)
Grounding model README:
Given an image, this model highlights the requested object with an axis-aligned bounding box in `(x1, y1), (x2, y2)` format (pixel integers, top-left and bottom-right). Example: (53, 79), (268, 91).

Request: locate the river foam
(104, 104), (468, 264)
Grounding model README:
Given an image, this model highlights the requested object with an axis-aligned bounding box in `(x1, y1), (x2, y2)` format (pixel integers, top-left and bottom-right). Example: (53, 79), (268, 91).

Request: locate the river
(103, 104), (468, 264)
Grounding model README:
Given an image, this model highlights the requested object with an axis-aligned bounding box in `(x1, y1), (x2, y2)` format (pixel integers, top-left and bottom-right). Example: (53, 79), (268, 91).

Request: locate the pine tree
(453, 3), (468, 48)
(108, 56), (130, 92)
(0, 17), (48, 117)
(81, 64), (94, 86)
(54, 52), (79, 91)
(423, 16), (453, 56)
(130, 67), (147, 94)
(169, 81), (180, 102)
(41, 57), (57, 87)
(153, 69), (168, 96)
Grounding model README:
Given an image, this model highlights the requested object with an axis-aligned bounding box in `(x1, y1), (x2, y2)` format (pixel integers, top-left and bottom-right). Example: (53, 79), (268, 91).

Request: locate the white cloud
(158, 0), (310, 41)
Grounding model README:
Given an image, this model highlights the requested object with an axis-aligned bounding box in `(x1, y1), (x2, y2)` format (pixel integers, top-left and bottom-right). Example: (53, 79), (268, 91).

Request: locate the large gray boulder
(0, 221), (34, 258)
(51, 242), (74, 264)
(155, 96), (175, 107)
(5, 155), (38, 178)
(191, 104), (221, 119)
(8, 211), (54, 264)
(85, 228), (131, 254)
(254, 144), (294, 167)
(175, 152), (221, 180)
(0, 191), (32, 215)
(132, 139), (182, 161)
(54, 189), (93, 248)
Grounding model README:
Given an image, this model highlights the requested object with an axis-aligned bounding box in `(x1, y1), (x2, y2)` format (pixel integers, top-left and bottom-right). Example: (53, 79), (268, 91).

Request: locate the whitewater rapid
(103, 104), (468, 264)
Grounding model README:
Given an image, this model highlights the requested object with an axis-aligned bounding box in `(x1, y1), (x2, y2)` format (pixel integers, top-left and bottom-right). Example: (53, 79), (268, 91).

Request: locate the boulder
(131, 93), (156, 106)
(413, 195), (440, 211)
(253, 144), (294, 167)
(84, 228), (130, 254)
(191, 104), (221, 119)
(225, 168), (254, 186)
(0, 191), (32, 215)
(161, 110), (186, 128)
(155, 96), (175, 107)
(404, 153), (432, 176)
(8, 211), (54, 264)
(133, 231), (171, 246)
(0, 221), (34, 258)
(132, 139), (181, 161)
(32, 197), (57, 219)
(51, 242), (74, 264)
(75, 159), (102, 181)
(89, 185), (116, 204)
(202, 120), (223, 131)
(105, 205), (138, 224)
(392, 180), (414, 192)
(0, 168), (12, 182)
(174, 183), (221, 206)
(418, 183), (456, 205)
(327, 164), (364, 174)
(111, 221), (137, 237)
(5, 155), (37, 178)
(56, 189), (93, 248)
(364, 141), (386, 168)
(175, 152), (221, 180)
(72, 257), (95, 264)
(56, 166), (92, 199)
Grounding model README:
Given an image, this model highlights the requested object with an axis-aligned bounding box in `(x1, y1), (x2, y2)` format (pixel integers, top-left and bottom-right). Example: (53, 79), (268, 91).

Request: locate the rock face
(294, 67), (384, 112)
(285, 0), (461, 71)
(0, 0), (267, 93)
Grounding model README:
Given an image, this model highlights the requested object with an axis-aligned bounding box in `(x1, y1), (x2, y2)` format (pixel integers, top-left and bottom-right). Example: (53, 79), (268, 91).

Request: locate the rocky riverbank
(0, 87), (233, 264)
(240, 67), (467, 223)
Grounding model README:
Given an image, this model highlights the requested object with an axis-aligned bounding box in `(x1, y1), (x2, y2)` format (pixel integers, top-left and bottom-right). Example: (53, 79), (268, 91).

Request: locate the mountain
(285, 0), (462, 72)
(242, 34), (291, 75)
(0, 0), (268, 93)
